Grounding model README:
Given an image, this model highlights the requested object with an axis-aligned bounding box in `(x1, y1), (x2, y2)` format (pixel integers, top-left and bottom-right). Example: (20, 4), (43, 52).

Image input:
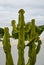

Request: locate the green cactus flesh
(2, 27), (14, 65)
(17, 9), (25, 65)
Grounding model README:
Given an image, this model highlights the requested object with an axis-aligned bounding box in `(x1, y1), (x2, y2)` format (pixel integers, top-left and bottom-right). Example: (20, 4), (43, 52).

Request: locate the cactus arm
(2, 27), (14, 65)
(26, 19), (36, 65)
(11, 20), (18, 39)
(36, 39), (42, 54)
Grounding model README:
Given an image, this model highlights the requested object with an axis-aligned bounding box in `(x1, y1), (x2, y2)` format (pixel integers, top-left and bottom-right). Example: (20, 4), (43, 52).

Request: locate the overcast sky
(0, 0), (44, 27)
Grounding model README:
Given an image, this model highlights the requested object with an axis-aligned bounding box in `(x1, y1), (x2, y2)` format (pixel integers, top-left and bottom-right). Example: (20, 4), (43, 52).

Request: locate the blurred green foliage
(0, 28), (4, 38)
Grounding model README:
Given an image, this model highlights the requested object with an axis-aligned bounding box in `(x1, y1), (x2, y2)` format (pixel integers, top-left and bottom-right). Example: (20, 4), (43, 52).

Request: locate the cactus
(17, 9), (25, 65)
(25, 22), (44, 37)
(26, 19), (36, 65)
(0, 9), (43, 65)
(11, 19), (44, 40)
(11, 20), (18, 39)
(2, 27), (14, 65)
(26, 19), (42, 65)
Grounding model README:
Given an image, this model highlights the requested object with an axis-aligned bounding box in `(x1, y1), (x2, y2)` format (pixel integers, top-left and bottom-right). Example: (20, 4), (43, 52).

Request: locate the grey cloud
(0, 0), (44, 26)
(30, 9), (44, 16)
(0, 0), (44, 9)
(0, 3), (44, 9)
